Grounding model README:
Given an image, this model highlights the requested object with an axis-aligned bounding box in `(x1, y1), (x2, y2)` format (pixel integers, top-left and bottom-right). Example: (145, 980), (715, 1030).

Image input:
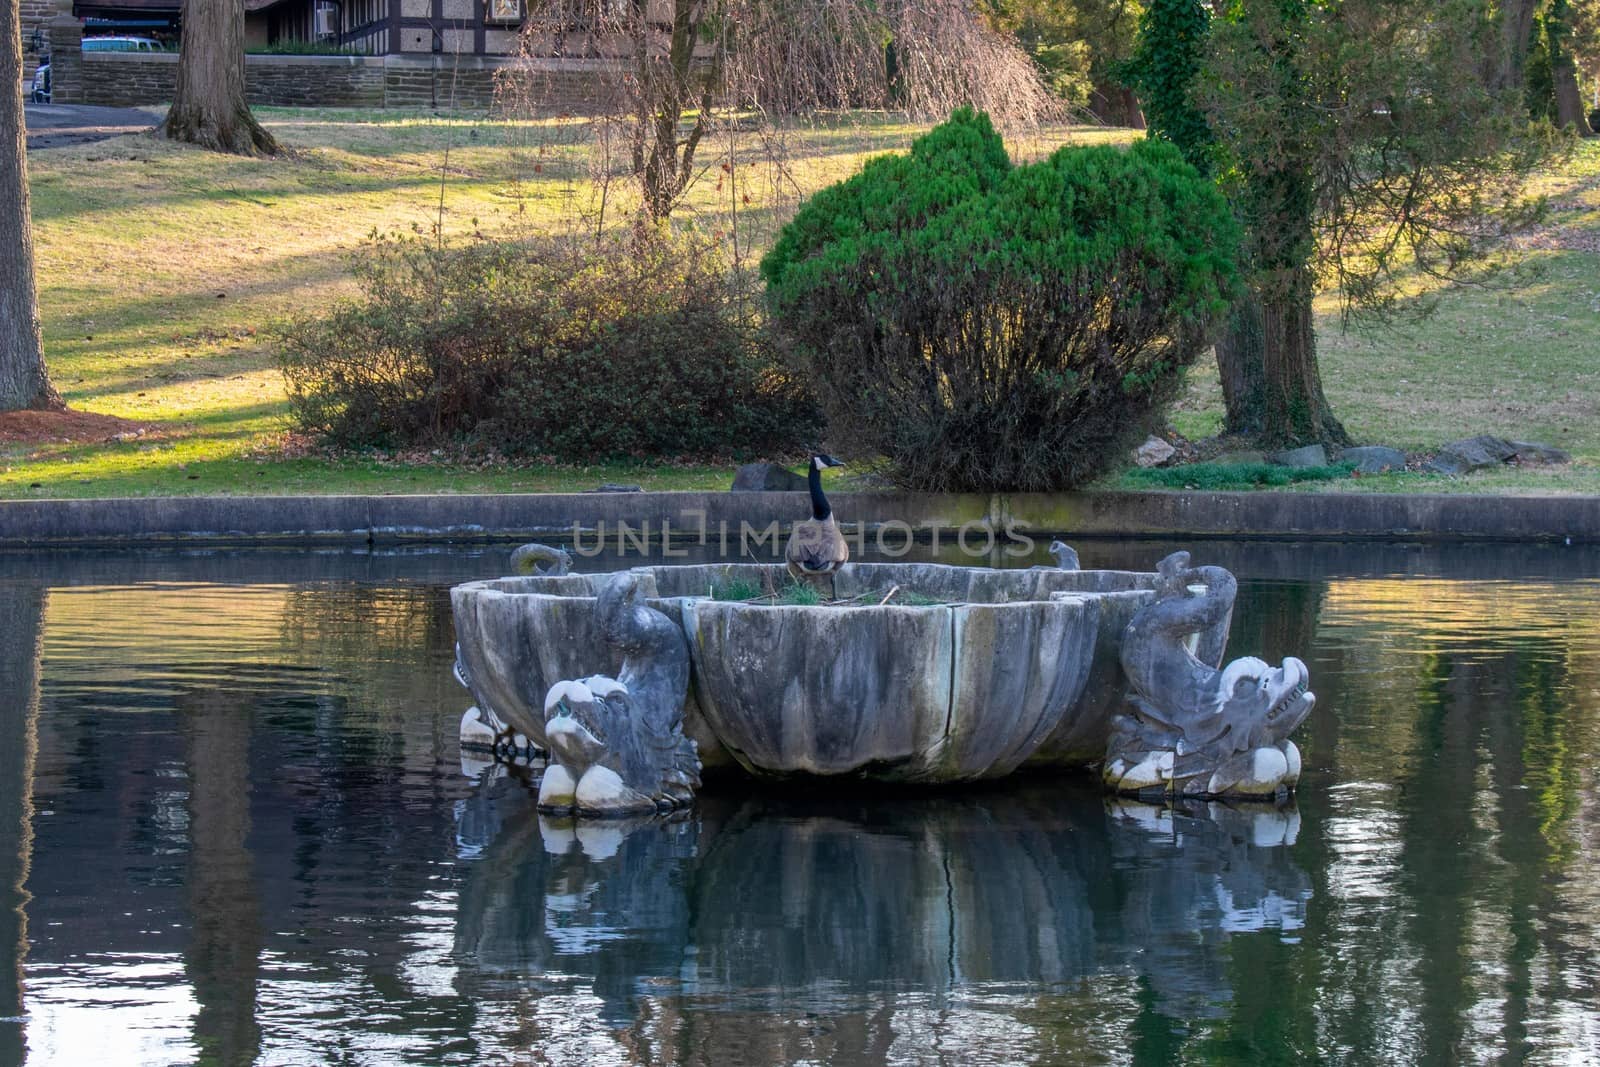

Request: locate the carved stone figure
(509, 542), (573, 576)
(537, 572), (701, 816)
(455, 652), (532, 765)
(1025, 539), (1082, 571)
(1105, 552), (1315, 798)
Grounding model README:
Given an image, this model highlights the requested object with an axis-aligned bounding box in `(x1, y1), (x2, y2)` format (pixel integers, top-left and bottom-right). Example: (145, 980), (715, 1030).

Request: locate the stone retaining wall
(79, 52), (178, 108)
(382, 56), (497, 109)
(2, 490), (1597, 549)
(57, 48), (608, 111)
(254, 54), (386, 108)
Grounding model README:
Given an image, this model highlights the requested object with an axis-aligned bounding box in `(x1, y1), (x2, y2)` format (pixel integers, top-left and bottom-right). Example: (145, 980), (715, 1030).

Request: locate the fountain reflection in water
(453, 775), (1311, 1056)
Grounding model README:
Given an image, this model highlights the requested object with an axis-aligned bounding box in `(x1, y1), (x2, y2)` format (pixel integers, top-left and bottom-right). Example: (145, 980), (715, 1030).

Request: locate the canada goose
(786, 454), (848, 584)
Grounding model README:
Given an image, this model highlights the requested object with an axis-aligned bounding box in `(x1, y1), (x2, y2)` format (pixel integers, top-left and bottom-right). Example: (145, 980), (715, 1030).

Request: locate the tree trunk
(0, 584), (45, 1067)
(1215, 293), (1266, 436)
(1231, 12), (1348, 453)
(633, 0), (709, 221)
(163, 0), (280, 156)
(1553, 51), (1593, 131)
(1500, 0), (1541, 91)
(1259, 266), (1349, 449)
(1550, 5), (1595, 133)
(1089, 82), (1145, 129)
(1, 0), (60, 412)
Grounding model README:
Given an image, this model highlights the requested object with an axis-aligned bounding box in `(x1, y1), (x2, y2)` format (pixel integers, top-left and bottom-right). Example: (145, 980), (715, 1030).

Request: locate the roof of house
(75, 0), (180, 13)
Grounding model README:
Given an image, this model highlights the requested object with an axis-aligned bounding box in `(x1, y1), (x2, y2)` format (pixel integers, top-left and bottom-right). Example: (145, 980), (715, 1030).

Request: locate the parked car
(82, 35), (165, 52)
(30, 58), (49, 103)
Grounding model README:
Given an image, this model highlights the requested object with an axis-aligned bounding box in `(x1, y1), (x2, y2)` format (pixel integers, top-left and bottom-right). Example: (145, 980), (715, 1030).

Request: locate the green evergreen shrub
(276, 230), (819, 460)
(762, 111), (1240, 492)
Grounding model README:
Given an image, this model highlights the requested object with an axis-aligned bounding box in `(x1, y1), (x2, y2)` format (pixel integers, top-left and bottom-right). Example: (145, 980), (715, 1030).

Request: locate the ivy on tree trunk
(1226, 0), (1349, 449)
(1133, 0), (1543, 448)
(1259, 265), (1348, 447)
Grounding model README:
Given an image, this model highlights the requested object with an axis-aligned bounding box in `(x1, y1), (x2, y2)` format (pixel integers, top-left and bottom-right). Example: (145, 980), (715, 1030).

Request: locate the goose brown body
(786, 455), (848, 582)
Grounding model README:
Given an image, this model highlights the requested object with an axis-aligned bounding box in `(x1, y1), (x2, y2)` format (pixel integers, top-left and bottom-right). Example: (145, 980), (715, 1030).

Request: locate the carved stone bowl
(452, 562), (1187, 784)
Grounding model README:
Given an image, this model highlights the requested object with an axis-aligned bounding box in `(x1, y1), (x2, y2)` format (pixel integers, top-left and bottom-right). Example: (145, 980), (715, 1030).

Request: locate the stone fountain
(451, 552), (1315, 815)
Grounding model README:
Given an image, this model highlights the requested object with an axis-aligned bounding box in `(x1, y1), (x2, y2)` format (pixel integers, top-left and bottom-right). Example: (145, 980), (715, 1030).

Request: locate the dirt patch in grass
(0, 408), (163, 444)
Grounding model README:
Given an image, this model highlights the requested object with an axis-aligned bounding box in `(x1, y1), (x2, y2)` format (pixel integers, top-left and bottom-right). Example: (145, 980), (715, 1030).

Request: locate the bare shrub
(495, 0), (1060, 242)
(275, 229), (819, 460)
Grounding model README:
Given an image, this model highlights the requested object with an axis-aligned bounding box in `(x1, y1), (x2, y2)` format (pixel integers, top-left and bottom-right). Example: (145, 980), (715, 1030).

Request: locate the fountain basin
(452, 562), (1190, 784)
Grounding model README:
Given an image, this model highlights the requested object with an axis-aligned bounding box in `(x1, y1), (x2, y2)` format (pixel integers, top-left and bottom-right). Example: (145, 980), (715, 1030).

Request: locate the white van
(82, 36), (165, 52)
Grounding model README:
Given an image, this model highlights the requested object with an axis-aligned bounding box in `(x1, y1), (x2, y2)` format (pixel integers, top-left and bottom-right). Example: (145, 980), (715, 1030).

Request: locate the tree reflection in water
(178, 691), (262, 1066)
(0, 582), (45, 1067)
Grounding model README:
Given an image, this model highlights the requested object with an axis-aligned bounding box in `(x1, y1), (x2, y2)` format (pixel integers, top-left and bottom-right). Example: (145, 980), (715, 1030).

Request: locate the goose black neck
(808, 462), (832, 521)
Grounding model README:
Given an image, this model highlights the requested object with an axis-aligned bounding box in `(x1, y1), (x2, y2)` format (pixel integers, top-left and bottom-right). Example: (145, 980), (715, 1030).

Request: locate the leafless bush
(495, 0), (1059, 244)
(724, 0), (1059, 123)
(274, 228), (819, 459)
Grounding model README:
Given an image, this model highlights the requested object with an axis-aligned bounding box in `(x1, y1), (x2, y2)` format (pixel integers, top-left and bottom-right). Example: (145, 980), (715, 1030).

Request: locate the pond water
(1, 540), (1598, 1066)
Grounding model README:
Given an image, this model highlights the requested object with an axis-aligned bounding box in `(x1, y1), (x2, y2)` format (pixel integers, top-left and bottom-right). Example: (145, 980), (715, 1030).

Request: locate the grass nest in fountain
(709, 576), (949, 607)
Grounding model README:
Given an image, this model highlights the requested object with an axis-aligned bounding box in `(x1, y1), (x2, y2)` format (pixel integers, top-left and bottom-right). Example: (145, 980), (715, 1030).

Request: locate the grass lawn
(7, 108), (1599, 499)
(1157, 138), (1600, 496)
